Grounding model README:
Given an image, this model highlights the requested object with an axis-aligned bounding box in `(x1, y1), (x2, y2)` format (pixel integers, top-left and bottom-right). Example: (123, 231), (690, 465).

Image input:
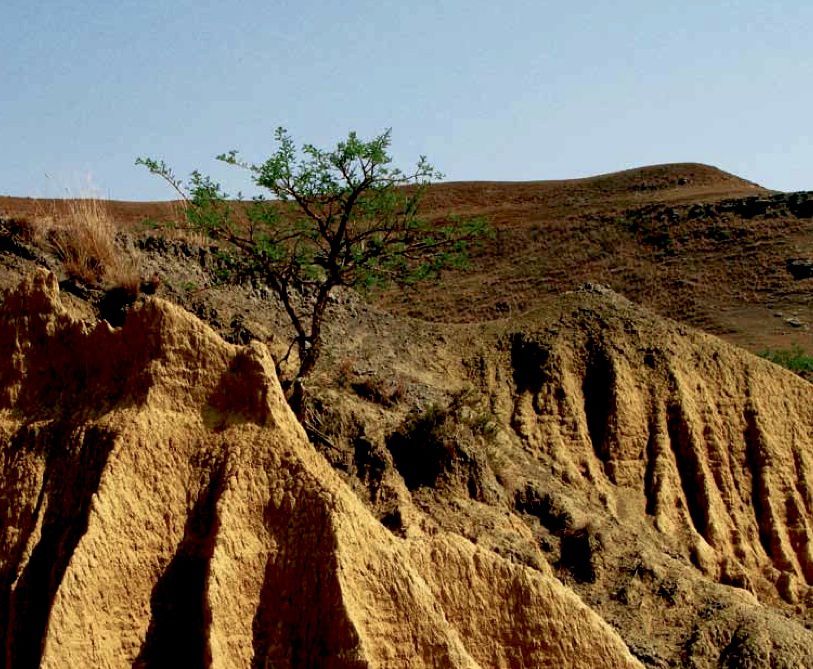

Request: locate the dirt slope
(298, 285), (813, 667)
(0, 271), (642, 668)
(3, 267), (811, 667)
(481, 289), (813, 608)
(3, 162), (810, 355)
(0, 263), (811, 666)
(381, 164), (812, 355)
(0, 161), (812, 666)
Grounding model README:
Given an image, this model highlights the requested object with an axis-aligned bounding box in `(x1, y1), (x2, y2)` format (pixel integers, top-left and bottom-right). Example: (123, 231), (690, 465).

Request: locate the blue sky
(2, 0), (812, 199)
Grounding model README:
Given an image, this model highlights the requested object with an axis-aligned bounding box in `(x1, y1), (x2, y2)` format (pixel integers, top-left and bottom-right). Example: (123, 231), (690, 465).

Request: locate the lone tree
(138, 128), (487, 388)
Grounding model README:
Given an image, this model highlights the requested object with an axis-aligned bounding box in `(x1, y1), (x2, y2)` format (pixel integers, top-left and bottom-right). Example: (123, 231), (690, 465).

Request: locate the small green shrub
(759, 345), (813, 379)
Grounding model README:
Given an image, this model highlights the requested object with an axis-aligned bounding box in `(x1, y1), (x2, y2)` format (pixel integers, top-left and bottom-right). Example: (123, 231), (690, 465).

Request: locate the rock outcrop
(453, 289), (813, 666)
(346, 286), (813, 666)
(496, 292), (813, 601)
(0, 271), (642, 668)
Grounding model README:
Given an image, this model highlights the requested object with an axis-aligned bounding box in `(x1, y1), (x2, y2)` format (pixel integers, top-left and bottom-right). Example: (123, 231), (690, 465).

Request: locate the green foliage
(137, 128), (489, 385)
(386, 388), (499, 493)
(397, 388), (498, 448)
(759, 345), (813, 379)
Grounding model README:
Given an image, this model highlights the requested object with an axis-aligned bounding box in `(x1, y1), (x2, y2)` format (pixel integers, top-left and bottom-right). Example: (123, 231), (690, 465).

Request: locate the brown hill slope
(1, 265), (812, 666)
(302, 284), (813, 666)
(2, 162), (810, 355)
(380, 163), (812, 355)
(1, 162), (812, 666)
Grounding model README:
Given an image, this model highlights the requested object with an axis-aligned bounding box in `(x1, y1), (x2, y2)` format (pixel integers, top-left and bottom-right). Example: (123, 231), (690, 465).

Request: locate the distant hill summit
(443, 161), (765, 189)
(574, 162), (767, 199)
(0, 162), (768, 225)
(420, 163), (768, 214)
(383, 164), (811, 357)
(560, 162), (765, 191)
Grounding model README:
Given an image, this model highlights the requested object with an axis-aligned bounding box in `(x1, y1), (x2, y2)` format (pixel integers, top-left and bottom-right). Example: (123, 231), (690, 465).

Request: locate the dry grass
(350, 374), (407, 407)
(36, 198), (139, 288)
(140, 199), (213, 246)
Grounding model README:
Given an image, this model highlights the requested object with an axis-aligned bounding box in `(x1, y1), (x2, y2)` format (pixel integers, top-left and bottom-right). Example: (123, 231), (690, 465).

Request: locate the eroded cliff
(0, 271), (642, 668)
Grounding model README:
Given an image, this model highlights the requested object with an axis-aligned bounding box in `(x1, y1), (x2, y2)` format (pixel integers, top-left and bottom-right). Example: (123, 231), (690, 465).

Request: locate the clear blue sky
(2, 0), (812, 200)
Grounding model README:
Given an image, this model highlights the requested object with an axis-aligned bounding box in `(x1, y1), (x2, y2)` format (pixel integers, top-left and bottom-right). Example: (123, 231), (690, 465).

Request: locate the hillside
(1, 268), (812, 667)
(0, 271), (645, 668)
(382, 163), (812, 356)
(0, 162), (812, 667)
(4, 162), (809, 356)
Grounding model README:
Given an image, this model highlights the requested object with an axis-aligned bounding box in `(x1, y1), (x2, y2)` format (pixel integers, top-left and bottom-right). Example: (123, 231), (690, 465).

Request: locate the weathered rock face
(496, 295), (813, 603)
(0, 271), (642, 668)
(350, 285), (813, 667)
(439, 290), (813, 667)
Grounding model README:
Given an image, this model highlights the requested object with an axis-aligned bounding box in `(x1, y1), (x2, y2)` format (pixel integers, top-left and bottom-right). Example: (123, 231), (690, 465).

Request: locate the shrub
(335, 357), (357, 388)
(350, 375), (406, 407)
(386, 389), (499, 491)
(42, 198), (138, 288)
(759, 345), (813, 380)
(138, 127), (490, 390)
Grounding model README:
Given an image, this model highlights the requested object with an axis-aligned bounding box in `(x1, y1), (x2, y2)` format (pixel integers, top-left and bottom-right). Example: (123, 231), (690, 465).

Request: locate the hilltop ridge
(425, 162), (766, 205)
(385, 165), (811, 357)
(1, 161), (810, 355)
(0, 161), (769, 224)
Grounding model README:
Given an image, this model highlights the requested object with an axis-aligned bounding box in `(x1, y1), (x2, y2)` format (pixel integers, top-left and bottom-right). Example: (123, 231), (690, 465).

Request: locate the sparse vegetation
(334, 357), (357, 388)
(138, 128), (490, 393)
(386, 388), (499, 491)
(50, 199), (135, 286)
(399, 389), (498, 443)
(1, 162), (813, 667)
(20, 198), (139, 289)
(303, 395), (362, 443)
(759, 345), (813, 380)
(350, 374), (406, 407)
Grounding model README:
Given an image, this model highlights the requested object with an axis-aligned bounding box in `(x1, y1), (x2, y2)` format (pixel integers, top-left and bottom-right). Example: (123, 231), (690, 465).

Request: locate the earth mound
(0, 271), (641, 668)
(301, 284), (813, 667)
(379, 165), (812, 357)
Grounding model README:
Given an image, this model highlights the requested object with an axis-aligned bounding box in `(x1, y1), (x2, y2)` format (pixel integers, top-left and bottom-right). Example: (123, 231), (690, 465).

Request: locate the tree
(137, 128), (488, 390)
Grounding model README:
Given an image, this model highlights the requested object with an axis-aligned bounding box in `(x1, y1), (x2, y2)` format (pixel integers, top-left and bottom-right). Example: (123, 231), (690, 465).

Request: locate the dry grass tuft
(37, 198), (139, 287)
